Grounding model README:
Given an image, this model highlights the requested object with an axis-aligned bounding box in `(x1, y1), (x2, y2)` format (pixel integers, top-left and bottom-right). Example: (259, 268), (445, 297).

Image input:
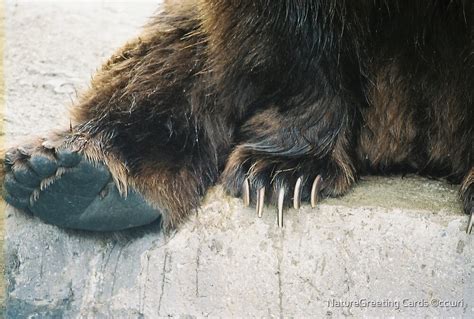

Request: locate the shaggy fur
(6, 0), (474, 229)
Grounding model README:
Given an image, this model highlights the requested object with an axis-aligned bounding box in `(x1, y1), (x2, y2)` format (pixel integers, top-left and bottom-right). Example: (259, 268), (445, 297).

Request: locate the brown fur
(4, 0), (473, 230)
(359, 63), (419, 170)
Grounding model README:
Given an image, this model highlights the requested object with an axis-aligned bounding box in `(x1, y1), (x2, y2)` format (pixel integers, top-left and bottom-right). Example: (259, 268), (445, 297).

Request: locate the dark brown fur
(7, 0), (474, 229)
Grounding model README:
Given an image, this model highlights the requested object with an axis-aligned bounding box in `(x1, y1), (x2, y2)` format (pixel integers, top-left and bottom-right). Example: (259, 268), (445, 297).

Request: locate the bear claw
(243, 174), (324, 227)
(242, 178), (250, 207)
(277, 187), (284, 227)
(3, 145), (161, 231)
(293, 176), (303, 210)
(310, 175), (323, 208)
(467, 210), (473, 234)
(256, 187), (265, 218)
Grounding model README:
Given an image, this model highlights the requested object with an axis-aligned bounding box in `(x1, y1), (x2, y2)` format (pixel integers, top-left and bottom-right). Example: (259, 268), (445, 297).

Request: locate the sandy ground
(3, 1), (473, 317)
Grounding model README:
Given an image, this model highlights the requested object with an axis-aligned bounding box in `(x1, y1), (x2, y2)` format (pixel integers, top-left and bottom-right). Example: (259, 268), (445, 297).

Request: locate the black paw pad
(3, 146), (161, 231)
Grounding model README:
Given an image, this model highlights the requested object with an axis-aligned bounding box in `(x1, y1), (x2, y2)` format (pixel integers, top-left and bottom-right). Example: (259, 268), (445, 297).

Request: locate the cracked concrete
(4, 1), (473, 317)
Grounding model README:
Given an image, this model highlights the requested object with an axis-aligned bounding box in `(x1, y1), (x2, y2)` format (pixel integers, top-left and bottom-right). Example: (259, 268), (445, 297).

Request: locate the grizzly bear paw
(222, 145), (356, 227)
(3, 139), (161, 231)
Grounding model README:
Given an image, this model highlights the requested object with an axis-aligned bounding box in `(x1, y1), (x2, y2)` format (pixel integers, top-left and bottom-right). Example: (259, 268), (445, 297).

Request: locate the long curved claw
(41, 140), (55, 150)
(293, 176), (303, 209)
(278, 187), (285, 227)
(256, 187), (265, 218)
(4, 151), (16, 170)
(242, 178), (250, 207)
(311, 175), (323, 208)
(467, 210), (473, 234)
(17, 146), (30, 157)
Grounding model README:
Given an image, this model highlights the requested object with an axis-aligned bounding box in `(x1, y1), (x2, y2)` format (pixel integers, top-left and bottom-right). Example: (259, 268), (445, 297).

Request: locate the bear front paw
(222, 145), (355, 227)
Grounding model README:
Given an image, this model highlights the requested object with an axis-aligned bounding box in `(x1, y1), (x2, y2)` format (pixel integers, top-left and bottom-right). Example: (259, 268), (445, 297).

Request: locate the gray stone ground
(4, 1), (473, 317)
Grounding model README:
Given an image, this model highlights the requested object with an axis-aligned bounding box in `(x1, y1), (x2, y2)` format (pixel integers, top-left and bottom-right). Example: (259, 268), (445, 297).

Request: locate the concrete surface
(4, 1), (473, 317)
(0, 0), (5, 311)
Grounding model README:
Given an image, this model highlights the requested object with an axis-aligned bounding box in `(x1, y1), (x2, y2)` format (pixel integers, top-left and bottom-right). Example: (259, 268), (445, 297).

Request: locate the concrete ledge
(6, 177), (473, 317)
